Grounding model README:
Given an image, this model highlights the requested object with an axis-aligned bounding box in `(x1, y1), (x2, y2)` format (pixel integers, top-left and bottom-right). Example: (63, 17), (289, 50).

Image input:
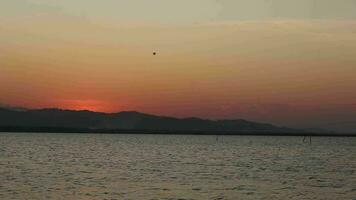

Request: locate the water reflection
(0, 133), (355, 200)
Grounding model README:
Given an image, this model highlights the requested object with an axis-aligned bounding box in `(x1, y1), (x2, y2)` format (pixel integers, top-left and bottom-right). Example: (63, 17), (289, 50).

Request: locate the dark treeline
(0, 126), (354, 137)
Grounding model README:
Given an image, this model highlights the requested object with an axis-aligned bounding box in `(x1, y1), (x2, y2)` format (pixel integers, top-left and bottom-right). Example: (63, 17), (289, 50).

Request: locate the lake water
(0, 133), (355, 200)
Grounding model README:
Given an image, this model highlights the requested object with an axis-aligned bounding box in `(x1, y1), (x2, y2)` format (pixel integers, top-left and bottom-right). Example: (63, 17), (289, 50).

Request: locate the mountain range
(0, 107), (337, 135)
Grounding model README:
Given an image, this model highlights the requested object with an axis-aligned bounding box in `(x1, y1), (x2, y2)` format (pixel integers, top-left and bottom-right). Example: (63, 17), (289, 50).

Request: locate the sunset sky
(1, 0), (356, 132)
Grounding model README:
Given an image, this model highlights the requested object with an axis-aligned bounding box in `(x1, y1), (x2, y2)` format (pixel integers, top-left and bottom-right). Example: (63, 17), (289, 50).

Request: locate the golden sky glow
(1, 0), (356, 131)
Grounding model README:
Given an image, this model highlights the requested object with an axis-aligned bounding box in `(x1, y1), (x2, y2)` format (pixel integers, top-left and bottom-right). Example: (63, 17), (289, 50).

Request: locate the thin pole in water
(303, 135), (312, 144)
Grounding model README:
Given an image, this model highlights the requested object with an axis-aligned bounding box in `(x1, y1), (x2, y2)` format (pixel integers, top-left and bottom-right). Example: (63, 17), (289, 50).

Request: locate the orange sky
(1, 1), (356, 131)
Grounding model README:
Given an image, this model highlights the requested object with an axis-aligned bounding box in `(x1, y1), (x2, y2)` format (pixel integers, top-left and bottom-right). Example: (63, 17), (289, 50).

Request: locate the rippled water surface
(0, 133), (355, 200)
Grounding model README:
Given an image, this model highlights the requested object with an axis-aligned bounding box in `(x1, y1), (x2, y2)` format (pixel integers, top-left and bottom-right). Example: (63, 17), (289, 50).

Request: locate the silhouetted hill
(0, 107), (336, 135)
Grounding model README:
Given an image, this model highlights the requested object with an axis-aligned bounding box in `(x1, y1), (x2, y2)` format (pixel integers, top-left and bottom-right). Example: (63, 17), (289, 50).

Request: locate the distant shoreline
(3, 107), (351, 135)
(0, 127), (354, 137)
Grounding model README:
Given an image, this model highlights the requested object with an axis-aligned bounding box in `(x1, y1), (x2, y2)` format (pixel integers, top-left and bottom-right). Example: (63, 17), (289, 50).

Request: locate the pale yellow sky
(3, 0), (356, 23)
(1, 0), (356, 131)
